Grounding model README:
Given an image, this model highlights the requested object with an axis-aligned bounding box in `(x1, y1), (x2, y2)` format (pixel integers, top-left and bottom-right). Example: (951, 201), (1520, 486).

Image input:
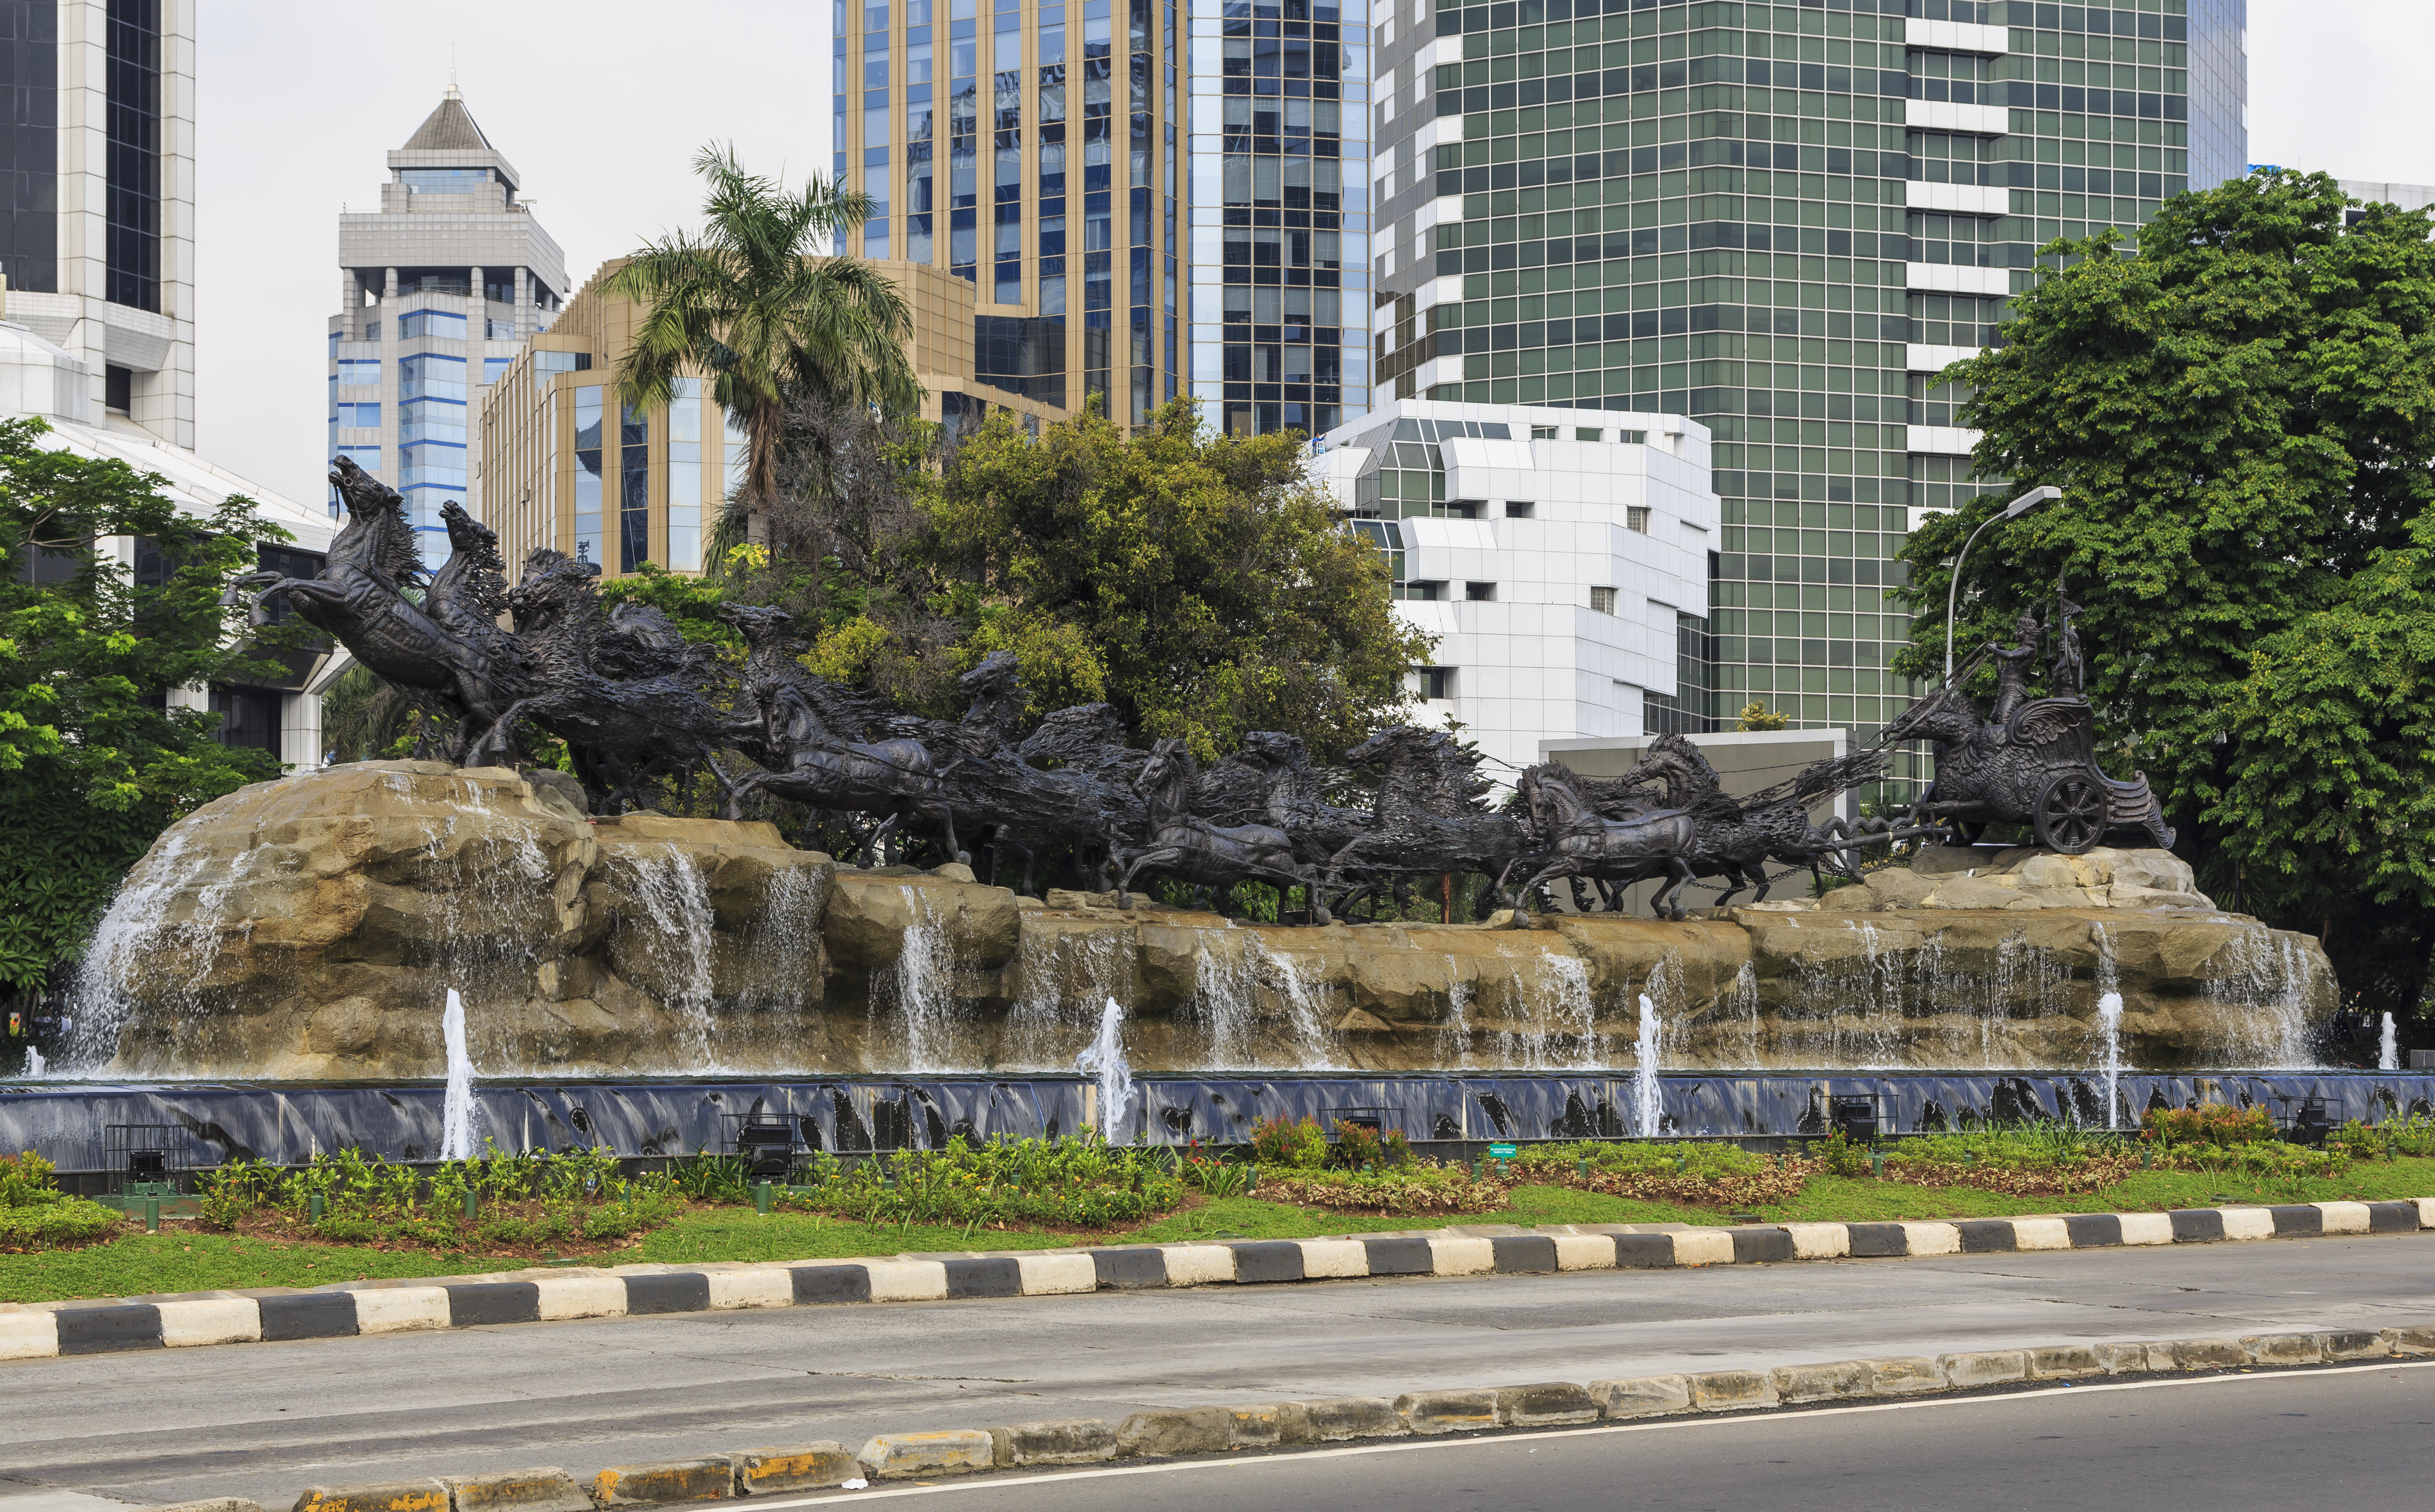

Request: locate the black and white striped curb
(11, 1197), (2430, 1364)
(139, 1323), (2435, 1512)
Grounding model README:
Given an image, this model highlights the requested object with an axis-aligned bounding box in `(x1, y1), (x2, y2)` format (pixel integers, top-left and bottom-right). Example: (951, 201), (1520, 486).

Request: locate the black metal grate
(103, 1124), (198, 1195)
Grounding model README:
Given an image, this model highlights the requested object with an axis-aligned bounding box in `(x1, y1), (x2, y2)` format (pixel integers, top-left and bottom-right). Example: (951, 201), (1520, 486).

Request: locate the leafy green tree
(0, 419), (303, 992)
(607, 144), (919, 550)
(1892, 171), (2435, 1011)
(919, 401), (1433, 761)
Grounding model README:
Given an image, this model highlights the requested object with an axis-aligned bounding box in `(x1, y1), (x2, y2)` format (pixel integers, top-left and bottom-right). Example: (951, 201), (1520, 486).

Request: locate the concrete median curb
(131, 1324), (2435, 1511)
(9, 1196), (2431, 1364)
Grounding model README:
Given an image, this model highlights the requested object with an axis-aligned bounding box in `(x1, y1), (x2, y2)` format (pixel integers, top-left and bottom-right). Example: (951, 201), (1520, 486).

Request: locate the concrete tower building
(330, 87), (566, 565)
(1361, 0), (2247, 782)
(0, 0), (193, 446)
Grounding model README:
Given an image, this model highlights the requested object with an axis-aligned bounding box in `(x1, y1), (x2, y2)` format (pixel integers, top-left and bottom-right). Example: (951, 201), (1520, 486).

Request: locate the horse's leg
(926, 799), (970, 866)
(864, 812), (904, 867)
(1659, 857), (1695, 922)
(1715, 863), (1748, 910)
(1114, 847), (1183, 911)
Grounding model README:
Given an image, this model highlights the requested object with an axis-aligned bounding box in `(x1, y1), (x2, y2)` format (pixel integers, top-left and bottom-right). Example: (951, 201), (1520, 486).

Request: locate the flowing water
(1005, 927), (1135, 1068)
(876, 885), (961, 1072)
(2382, 1012), (2399, 1072)
(627, 845), (721, 1068)
(1436, 954), (1475, 1069)
(1073, 998), (1136, 1141)
(2095, 991), (2124, 1129)
(440, 988), (482, 1160)
(1631, 994), (1664, 1137)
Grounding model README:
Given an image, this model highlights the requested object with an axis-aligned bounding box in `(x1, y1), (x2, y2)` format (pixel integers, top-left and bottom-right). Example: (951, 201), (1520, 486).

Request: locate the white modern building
(1315, 398), (1720, 779)
(331, 87), (565, 564)
(0, 0), (193, 447)
(0, 0), (336, 769)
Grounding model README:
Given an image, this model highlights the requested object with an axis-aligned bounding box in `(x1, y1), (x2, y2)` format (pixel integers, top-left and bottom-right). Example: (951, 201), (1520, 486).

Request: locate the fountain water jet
(2095, 991), (2124, 1128)
(1074, 997), (1135, 1141)
(440, 988), (481, 1160)
(1632, 994), (1663, 1137)
(2382, 1013), (2399, 1072)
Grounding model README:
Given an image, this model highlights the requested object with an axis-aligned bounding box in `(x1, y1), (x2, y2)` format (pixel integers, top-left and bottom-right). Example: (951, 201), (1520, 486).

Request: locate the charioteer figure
(1988, 606), (2043, 727)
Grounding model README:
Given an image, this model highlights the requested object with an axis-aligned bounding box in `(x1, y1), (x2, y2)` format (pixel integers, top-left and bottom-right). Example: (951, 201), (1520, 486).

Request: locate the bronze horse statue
(1497, 763), (1698, 921)
(229, 458), (524, 762)
(1115, 738), (1327, 923)
(715, 603), (967, 865)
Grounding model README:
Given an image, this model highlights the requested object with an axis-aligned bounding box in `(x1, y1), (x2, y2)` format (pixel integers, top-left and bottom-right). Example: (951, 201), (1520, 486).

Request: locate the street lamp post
(1943, 485), (2064, 685)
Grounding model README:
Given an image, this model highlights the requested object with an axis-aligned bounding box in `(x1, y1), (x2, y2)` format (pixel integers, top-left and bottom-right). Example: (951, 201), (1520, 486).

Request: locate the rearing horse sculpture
(229, 458), (520, 762)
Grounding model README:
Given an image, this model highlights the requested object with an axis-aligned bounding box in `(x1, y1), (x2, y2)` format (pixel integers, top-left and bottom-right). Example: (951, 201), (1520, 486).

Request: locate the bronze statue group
(236, 460), (2167, 926)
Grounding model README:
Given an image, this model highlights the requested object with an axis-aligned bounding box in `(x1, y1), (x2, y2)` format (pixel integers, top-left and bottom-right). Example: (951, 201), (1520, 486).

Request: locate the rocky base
(70, 763), (2338, 1079)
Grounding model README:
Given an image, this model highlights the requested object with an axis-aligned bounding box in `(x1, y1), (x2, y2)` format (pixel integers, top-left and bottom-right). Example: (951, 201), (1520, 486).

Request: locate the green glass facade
(1369, 0), (2245, 794)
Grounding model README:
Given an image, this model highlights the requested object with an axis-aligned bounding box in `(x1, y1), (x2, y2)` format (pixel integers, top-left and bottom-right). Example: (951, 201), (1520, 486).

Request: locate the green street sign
(1487, 1142), (1517, 1158)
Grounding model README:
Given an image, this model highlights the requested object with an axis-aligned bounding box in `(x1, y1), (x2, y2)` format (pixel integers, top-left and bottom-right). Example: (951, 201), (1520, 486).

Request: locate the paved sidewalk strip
(136, 1323), (2435, 1512)
(6, 1196), (2428, 1364)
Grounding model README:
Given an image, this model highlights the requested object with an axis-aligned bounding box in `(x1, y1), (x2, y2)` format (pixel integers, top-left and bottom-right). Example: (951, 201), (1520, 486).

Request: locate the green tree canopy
(0, 419), (304, 992)
(1893, 171), (2435, 1010)
(918, 401), (1433, 762)
(607, 144), (918, 550)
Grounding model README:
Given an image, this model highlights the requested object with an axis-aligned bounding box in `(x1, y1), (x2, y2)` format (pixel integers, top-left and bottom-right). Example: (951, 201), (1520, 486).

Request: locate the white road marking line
(732, 1358), (2435, 1506)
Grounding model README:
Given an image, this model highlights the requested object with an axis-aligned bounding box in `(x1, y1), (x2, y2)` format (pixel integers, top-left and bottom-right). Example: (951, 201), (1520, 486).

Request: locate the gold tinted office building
(482, 257), (1069, 580)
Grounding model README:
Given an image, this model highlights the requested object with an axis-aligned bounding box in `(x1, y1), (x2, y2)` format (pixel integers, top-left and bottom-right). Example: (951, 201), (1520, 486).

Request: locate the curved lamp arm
(1942, 485), (2063, 685)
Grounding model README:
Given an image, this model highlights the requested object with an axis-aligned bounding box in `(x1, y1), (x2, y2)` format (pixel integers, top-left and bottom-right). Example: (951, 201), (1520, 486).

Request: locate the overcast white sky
(193, 1), (2435, 508)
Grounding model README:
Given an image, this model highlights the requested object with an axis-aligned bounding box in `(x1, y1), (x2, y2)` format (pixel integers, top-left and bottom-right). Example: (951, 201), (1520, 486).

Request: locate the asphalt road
(732, 1364), (2435, 1512)
(3, 1234), (2433, 1506)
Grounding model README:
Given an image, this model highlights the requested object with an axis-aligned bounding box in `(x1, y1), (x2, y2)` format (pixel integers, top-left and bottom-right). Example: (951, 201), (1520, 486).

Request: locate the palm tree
(608, 143), (922, 551)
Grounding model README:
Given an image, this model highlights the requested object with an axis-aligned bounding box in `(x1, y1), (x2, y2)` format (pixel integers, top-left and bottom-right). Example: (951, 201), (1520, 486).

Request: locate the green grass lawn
(6, 1158), (2431, 1306)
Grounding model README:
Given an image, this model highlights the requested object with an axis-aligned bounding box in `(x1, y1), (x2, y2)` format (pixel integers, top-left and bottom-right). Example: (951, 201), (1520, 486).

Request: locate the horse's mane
(432, 506), (511, 624)
(336, 472), (428, 593)
(1642, 733), (1742, 822)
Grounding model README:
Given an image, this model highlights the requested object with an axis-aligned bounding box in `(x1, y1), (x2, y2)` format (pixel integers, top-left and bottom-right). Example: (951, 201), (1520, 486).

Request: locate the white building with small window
(1314, 399), (1721, 781)
(329, 88), (566, 565)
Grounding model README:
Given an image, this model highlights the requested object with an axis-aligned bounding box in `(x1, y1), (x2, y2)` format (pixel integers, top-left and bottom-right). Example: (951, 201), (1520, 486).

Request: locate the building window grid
(848, 0), (1189, 423)
(104, 0), (160, 313)
(1403, 0), (2194, 786)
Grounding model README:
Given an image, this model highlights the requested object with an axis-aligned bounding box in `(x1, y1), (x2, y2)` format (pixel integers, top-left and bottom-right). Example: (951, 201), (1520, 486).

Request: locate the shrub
(1512, 1140), (1813, 1207)
(2330, 1119), (2386, 1163)
(1256, 1163), (1510, 1216)
(2142, 1103), (2277, 1149)
(0, 1149), (124, 1251)
(1249, 1116), (1330, 1171)
(0, 1150), (64, 1208)
(2384, 1113), (2435, 1158)
(1330, 1124), (1415, 1172)
(1812, 1130), (1873, 1178)
(194, 1145), (683, 1251)
(781, 1135), (1187, 1230)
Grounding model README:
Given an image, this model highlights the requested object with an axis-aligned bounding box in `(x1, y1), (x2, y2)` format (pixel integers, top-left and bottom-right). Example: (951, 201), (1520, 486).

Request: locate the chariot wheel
(2033, 774), (2108, 855)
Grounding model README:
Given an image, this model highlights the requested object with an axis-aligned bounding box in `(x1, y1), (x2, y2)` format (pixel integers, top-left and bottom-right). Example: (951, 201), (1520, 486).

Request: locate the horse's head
(1135, 736), (1198, 802)
(327, 455), (403, 517)
(439, 498), (494, 554)
(325, 455), (422, 587)
(1882, 684), (1976, 747)
(1242, 731), (1308, 771)
(507, 548), (602, 636)
(959, 649), (1022, 698)
(717, 602), (798, 651)
(1346, 724), (1426, 770)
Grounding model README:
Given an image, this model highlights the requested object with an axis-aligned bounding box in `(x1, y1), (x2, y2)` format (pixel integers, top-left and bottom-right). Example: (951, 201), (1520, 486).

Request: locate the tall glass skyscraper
(1366, 0), (2245, 777)
(836, 0), (1184, 424)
